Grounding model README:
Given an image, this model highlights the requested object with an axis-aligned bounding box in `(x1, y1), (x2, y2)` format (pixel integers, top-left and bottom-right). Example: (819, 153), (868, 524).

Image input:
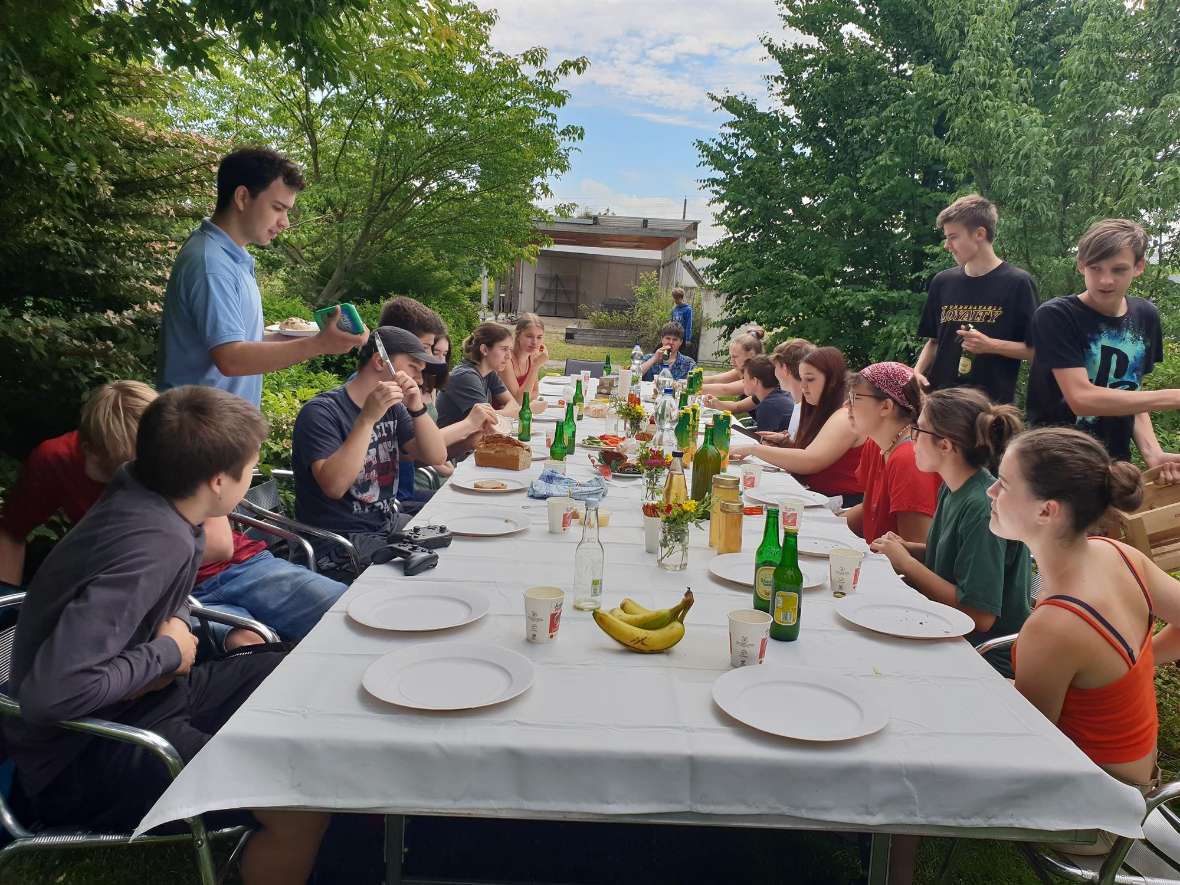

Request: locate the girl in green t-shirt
(871, 387), (1032, 672)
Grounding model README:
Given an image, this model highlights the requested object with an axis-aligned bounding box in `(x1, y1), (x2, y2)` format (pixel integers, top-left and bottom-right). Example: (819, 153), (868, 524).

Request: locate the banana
(619, 598), (655, 615)
(593, 590), (694, 653)
(613, 590), (693, 628)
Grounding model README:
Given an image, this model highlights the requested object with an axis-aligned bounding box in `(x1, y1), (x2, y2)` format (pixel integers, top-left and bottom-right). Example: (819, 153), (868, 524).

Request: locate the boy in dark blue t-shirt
(743, 355), (794, 433)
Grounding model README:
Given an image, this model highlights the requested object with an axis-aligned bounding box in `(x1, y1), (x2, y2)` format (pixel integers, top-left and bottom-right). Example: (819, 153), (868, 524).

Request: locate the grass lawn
(541, 340), (726, 374)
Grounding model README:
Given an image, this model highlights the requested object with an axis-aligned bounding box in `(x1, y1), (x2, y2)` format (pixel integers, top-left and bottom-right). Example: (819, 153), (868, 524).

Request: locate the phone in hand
(314, 303), (365, 335)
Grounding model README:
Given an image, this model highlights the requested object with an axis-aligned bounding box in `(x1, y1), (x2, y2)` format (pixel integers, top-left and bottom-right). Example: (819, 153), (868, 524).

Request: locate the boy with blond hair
(915, 194), (1039, 404)
(1028, 219), (1180, 476)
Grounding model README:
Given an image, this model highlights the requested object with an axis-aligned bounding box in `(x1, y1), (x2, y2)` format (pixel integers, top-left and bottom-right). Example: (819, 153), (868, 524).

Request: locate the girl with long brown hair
(498, 313), (550, 410)
(728, 346), (866, 504)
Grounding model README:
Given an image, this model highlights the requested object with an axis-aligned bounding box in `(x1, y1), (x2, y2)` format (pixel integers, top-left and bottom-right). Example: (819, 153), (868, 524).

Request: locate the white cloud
(476, 0), (786, 120)
(540, 177), (724, 247)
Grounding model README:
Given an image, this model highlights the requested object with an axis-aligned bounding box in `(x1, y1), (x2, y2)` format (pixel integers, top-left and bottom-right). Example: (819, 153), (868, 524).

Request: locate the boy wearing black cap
(292, 327), (451, 567)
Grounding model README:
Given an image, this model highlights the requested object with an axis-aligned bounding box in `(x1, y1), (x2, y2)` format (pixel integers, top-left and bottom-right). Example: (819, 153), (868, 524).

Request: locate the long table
(136, 408), (1147, 882)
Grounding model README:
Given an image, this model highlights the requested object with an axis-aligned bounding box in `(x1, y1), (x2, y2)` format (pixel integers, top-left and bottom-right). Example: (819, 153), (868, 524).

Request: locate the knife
(371, 330), (398, 378)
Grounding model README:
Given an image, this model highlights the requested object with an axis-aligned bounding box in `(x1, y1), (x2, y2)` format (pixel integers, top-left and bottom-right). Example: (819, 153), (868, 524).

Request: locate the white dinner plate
(707, 552), (825, 589)
(363, 642), (534, 710)
(265, 323), (318, 337)
(347, 584), (490, 632)
(713, 665), (888, 742)
(532, 413), (562, 423)
(835, 596), (976, 639)
(798, 533), (857, 558)
(450, 476), (528, 493)
(743, 486), (831, 509)
(446, 512), (529, 537)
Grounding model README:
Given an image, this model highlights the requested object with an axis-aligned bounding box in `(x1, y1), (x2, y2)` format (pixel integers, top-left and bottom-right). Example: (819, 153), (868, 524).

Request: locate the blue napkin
(528, 469), (608, 502)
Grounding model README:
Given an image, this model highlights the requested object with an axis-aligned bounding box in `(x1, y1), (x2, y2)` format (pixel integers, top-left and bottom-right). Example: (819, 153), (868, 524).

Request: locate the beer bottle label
(755, 566), (775, 602)
(773, 590), (799, 626)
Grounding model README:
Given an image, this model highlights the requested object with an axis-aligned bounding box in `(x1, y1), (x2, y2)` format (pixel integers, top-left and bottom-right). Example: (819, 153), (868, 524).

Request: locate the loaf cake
(473, 433), (533, 470)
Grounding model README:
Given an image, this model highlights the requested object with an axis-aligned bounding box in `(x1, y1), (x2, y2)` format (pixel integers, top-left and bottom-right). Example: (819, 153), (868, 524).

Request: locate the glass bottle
(691, 423), (721, 502)
(709, 474), (741, 547)
(603, 353), (613, 376)
(754, 507), (781, 614)
(573, 378), (585, 419)
(563, 401), (577, 452)
(573, 500), (605, 610)
(662, 450), (689, 509)
(518, 391), (532, 442)
(770, 513), (803, 641)
(549, 416), (568, 461)
(958, 324), (974, 376)
(714, 412), (732, 470)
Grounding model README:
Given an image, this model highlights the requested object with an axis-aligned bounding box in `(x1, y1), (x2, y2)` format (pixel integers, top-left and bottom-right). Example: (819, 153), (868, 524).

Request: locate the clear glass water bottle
(573, 499), (605, 611)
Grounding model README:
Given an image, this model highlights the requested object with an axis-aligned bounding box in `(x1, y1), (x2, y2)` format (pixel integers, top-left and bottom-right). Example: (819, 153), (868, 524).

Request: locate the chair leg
(189, 815), (217, 885)
(1018, 843), (1059, 885)
(216, 828), (254, 885)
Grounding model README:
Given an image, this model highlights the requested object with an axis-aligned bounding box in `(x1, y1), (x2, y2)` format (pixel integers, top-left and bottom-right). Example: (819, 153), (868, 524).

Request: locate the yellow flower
(683, 501), (696, 514)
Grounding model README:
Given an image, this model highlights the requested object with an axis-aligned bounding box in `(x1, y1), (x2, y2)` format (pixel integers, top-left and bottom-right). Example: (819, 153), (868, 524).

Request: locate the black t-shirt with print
(918, 261), (1039, 404)
(1026, 294), (1164, 460)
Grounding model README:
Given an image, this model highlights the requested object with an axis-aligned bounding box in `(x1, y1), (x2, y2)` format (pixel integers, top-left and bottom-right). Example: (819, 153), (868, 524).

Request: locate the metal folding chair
(562, 358), (605, 379)
(0, 592), (259, 885)
(237, 475), (363, 576)
(973, 634), (1180, 885)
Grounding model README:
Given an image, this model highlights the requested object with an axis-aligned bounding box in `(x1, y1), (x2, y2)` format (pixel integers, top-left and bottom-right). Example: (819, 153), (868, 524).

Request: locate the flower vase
(642, 469), (667, 509)
(658, 522), (689, 571)
(625, 416), (642, 438)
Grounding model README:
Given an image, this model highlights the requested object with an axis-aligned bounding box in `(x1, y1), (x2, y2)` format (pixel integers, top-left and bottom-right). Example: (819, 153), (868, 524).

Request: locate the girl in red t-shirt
(842, 362), (941, 544)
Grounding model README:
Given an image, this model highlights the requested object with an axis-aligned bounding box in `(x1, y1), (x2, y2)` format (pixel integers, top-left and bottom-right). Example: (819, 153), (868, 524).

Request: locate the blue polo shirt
(159, 219), (265, 407)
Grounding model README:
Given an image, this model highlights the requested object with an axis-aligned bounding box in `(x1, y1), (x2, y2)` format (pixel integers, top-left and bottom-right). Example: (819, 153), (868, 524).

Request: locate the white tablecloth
(136, 416), (1146, 839)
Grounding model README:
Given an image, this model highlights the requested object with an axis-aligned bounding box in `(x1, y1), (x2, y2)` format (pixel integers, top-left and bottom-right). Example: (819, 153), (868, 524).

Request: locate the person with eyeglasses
(841, 362), (942, 546)
(869, 388), (1031, 676)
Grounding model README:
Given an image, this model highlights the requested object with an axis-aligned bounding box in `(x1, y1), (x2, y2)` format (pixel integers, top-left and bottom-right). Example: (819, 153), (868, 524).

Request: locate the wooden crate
(1112, 466), (1180, 571)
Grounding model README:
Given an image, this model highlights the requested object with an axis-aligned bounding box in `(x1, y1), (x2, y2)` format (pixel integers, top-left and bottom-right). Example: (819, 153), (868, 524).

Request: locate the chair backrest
(0, 625), (13, 690)
(1113, 466), (1180, 571)
(563, 359), (604, 379)
(243, 478), (283, 514)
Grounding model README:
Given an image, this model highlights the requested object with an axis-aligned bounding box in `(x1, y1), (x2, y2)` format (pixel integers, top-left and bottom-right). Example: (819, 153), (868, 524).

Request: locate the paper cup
(644, 515), (661, 553)
(544, 428), (555, 449)
(524, 587), (565, 642)
(778, 496), (807, 532)
(829, 547), (864, 597)
(618, 367), (632, 392)
(547, 495), (572, 534)
(740, 463), (762, 489)
(728, 610), (772, 667)
(580, 370), (592, 387)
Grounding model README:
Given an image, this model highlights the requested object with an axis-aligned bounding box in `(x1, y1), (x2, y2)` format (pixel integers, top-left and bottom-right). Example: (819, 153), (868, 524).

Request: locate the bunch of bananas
(592, 589), (694, 653)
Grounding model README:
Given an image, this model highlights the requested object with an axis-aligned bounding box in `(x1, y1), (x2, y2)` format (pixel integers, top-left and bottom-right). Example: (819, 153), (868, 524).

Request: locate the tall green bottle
(754, 507), (781, 614)
(573, 378), (585, 418)
(690, 422), (721, 502)
(603, 353), (612, 375)
(549, 416), (568, 460)
(563, 402), (577, 452)
(678, 390), (689, 411)
(770, 519), (803, 641)
(518, 392), (532, 442)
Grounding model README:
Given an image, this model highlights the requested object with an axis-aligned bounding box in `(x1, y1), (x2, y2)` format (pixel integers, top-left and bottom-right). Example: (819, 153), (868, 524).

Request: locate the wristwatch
(407, 404), (428, 418)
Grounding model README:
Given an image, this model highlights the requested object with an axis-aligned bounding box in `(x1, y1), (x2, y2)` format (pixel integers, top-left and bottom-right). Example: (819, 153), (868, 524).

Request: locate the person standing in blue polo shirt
(670, 287), (694, 355)
(159, 148), (366, 406)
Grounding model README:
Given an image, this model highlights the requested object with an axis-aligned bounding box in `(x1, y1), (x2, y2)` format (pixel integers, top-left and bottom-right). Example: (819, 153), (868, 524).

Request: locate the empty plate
(798, 533), (857, 558)
(347, 584), (490, 631)
(744, 487), (831, 508)
(451, 476), (528, 493)
(835, 596), (976, 639)
(447, 513), (529, 537)
(708, 552), (825, 590)
(713, 665), (888, 741)
(363, 642), (535, 710)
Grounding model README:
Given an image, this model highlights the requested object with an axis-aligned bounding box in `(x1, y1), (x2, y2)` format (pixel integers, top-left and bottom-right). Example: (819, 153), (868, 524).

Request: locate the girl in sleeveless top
(728, 346), (867, 505)
(499, 313), (550, 409)
(990, 427), (1180, 852)
(699, 327), (765, 394)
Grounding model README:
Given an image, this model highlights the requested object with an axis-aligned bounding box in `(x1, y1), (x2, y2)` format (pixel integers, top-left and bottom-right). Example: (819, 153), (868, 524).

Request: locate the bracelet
(407, 404), (428, 418)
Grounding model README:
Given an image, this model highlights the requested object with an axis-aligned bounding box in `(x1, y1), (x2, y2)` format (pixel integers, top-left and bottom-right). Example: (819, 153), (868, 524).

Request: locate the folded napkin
(528, 469), (608, 502)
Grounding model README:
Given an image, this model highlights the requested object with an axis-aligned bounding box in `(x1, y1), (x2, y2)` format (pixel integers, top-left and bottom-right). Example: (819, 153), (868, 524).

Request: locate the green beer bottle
(550, 415), (568, 460)
(770, 517), (803, 641)
(754, 506), (781, 614)
(690, 422), (721, 502)
(563, 402), (577, 452)
(603, 353), (612, 376)
(678, 390), (689, 411)
(518, 391), (532, 442)
(573, 378), (585, 419)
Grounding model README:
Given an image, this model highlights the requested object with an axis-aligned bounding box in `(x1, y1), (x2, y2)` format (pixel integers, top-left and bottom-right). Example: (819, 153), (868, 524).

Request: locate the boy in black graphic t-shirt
(915, 194), (1039, 404)
(1027, 219), (1180, 476)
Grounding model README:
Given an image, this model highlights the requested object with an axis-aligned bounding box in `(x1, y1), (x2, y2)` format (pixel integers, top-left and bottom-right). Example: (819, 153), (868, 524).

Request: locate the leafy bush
(582, 272), (700, 351)
(0, 305), (160, 456)
(258, 365), (341, 472)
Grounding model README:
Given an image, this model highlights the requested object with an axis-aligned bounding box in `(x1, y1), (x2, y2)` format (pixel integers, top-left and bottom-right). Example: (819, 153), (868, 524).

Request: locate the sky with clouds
(474, 0), (791, 246)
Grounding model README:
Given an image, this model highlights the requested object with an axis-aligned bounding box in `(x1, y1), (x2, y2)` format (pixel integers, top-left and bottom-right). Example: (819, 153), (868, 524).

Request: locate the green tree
(697, 0), (1180, 367)
(175, 1), (587, 306)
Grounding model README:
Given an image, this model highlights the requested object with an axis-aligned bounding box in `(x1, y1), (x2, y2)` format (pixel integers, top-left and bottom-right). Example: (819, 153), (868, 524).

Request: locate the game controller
(387, 524), (453, 549)
(370, 542), (439, 576)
